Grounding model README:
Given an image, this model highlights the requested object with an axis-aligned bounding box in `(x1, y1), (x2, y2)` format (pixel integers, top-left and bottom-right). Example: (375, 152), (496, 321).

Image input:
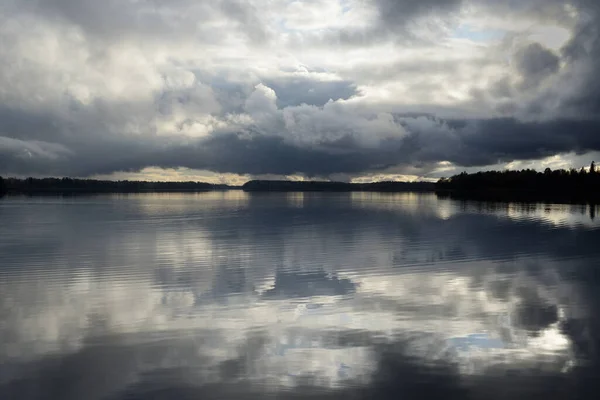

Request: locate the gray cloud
(375, 0), (463, 27)
(494, 0), (600, 120)
(3, 103), (600, 178)
(514, 43), (561, 88)
(408, 117), (600, 167)
(219, 0), (271, 44)
(557, 5), (600, 116)
(282, 0), (465, 51)
(0, 136), (72, 174)
(22, 0), (268, 46)
(1, 0), (600, 179)
(478, 0), (576, 24)
(144, 117), (600, 176)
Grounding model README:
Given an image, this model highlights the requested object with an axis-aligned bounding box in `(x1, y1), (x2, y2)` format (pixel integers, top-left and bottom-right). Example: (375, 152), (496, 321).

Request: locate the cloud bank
(1, 0), (599, 180)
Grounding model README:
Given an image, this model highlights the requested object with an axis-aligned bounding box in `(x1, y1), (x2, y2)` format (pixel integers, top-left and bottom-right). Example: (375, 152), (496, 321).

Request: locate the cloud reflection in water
(0, 192), (599, 398)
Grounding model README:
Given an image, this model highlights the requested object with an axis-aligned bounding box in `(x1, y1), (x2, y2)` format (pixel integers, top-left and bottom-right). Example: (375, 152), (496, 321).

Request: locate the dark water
(1, 192), (600, 399)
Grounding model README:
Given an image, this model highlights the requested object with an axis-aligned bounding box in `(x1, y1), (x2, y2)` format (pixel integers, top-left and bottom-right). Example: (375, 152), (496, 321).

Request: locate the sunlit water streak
(1, 192), (599, 399)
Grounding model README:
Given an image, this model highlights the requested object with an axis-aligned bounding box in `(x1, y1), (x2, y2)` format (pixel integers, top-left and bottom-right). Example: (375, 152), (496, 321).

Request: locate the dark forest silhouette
(1, 177), (436, 195)
(436, 162), (600, 203)
(0, 177), (234, 195)
(242, 180), (435, 192)
(0, 176), (6, 196)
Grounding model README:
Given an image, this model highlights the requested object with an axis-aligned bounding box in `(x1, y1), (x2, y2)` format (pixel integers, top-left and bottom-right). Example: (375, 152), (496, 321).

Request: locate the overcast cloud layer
(1, 0), (599, 181)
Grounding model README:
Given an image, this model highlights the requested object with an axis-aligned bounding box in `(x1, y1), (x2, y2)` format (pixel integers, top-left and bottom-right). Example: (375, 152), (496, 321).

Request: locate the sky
(1, 0), (599, 183)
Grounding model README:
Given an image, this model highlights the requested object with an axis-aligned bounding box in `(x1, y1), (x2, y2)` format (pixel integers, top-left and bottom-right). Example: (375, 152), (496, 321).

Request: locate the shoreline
(2, 178), (599, 206)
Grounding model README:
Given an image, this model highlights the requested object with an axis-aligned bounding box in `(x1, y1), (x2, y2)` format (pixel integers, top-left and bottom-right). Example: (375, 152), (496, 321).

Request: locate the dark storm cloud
(176, 117), (600, 176)
(4, 114), (600, 178)
(514, 43), (561, 87)
(0, 137), (72, 175)
(0, 106), (63, 142)
(0, 133), (159, 177)
(156, 133), (404, 177)
(409, 117), (600, 167)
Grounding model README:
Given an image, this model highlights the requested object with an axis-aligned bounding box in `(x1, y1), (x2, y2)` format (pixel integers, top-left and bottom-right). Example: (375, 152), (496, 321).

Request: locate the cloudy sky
(1, 0), (599, 183)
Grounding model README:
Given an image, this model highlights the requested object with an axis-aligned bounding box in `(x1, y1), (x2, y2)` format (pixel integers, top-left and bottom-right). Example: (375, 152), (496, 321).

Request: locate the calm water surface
(1, 192), (600, 399)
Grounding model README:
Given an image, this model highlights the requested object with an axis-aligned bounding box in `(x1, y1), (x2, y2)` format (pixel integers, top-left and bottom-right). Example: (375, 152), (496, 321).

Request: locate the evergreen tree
(436, 167), (600, 202)
(0, 176), (6, 195)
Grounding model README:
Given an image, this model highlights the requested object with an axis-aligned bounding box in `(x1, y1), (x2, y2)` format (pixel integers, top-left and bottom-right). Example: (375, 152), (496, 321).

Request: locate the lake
(1, 192), (600, 399)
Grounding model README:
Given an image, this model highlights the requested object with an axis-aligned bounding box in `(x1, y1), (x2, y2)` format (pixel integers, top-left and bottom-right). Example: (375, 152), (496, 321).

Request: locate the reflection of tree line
(437, 162), (600, 204)
(0, 176), (235, 194)
(453, 196), (599, 221)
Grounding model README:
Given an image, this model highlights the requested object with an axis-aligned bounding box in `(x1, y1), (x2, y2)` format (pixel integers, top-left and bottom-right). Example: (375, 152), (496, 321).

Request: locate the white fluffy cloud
(242, 83), (407, 148)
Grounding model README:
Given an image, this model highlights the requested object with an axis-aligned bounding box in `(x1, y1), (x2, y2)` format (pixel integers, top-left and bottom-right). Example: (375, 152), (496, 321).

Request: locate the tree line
(0, 176), (6, 196)
(0, 176), (234, 195)
(242, 180), (435, 192)
(436, 162), (600, 202)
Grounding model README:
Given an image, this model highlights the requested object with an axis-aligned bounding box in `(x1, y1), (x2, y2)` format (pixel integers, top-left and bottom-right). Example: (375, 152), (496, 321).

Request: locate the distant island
(241, 180), (435, 192)
(0, 177), (237, 195)
(436, 162), (600, 203)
